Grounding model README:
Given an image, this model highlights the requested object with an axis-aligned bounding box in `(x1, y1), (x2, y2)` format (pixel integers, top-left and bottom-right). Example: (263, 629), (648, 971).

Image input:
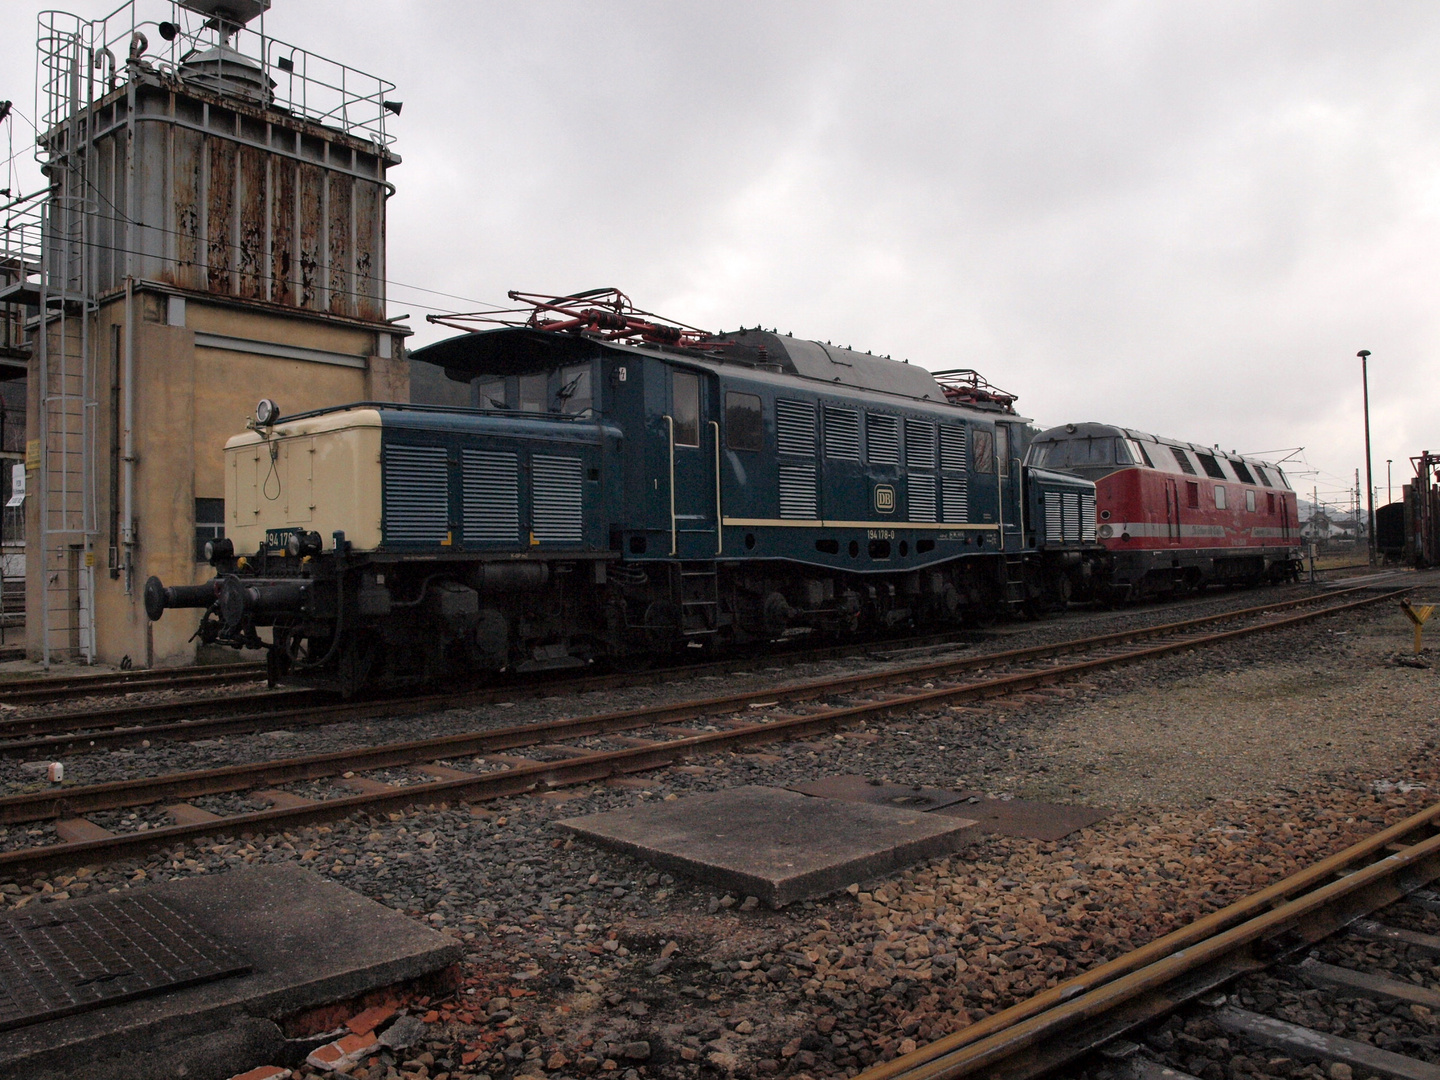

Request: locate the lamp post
(1358, 350), (1375, 566)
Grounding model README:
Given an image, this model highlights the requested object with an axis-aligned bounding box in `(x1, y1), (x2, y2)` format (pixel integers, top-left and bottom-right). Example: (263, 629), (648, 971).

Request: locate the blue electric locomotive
(146, 292), (1102, 693)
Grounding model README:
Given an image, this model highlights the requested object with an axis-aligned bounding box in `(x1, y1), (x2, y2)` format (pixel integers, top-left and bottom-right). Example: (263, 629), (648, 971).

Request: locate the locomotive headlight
(286, 530), (324, 558)
(204, 537), (234, 563)
(1098, 524), (1113, 539)
(255, 398), (281, 426)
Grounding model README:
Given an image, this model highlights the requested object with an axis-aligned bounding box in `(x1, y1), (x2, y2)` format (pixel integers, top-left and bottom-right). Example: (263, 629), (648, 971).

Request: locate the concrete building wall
(27, 285), (407, 666)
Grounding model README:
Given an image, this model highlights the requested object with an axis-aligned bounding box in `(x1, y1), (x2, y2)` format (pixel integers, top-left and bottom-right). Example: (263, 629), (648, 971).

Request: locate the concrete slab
(53, 818), (114, 843)
(0, 864), (461, 1080)
(559, 785), (977, 908)
(934, 793), (1110, 841)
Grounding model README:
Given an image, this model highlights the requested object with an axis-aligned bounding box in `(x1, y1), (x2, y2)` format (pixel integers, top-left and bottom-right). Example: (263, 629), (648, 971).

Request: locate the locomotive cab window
(474, 378), (506, 410)
(1114, 439), (1135, 465)
(1133, 440), (1155, 468)
(672, 370), (700, 447)
(725, 392), (763, 451)
(555, 364), (593, 416)
(972, 428), (995, 473)
(996, 425), (1010, 477)
(518, 373), (547, 413)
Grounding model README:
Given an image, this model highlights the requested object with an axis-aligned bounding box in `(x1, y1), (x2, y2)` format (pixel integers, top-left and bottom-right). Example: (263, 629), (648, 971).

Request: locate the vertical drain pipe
(121, 276), (134, 594)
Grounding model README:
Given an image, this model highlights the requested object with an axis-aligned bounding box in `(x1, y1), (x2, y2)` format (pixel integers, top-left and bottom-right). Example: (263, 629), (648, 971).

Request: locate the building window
(672, 370), (700, 447)
(195, 498), (225, 561)
(725, 392), (763, 451)
(1214, 485), (1227, 510)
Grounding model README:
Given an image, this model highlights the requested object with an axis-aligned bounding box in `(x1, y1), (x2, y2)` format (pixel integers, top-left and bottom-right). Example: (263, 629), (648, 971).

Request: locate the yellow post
(1400, 600), (1434, 654)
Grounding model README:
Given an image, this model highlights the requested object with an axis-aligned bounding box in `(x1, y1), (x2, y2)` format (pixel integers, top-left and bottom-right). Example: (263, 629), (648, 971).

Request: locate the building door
(666, 368), (719, 558)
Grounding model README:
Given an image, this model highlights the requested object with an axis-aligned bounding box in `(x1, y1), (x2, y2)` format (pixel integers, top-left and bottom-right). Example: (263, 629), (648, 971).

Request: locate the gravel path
(1, 579), (1436, 1080)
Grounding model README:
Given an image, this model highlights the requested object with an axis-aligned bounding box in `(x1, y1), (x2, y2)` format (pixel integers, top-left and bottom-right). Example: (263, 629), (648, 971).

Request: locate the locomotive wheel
(642, 601), (683, 651)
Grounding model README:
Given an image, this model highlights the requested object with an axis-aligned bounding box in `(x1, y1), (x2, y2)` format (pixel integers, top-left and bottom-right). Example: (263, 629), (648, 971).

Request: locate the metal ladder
(677, 562), (720, 636)
(1001, 555), (1029, 609)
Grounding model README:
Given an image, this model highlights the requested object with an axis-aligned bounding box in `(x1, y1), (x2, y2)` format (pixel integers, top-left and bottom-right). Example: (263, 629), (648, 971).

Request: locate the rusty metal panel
(353, 179), (382, 322)
(205, 136), (235, 294)
(236, 143), (267, 300)
(327, 171), (352, 316)
(171, 126), (204, 289)
(296, 162), (324, 310)
(270, 158), (295, 306)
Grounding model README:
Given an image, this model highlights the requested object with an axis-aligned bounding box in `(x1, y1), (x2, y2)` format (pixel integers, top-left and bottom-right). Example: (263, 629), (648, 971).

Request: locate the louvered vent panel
(942, 475), (968, 523)
(905, 419), (936, 469)
(909, 474), (937, 522)
(532, 455), (583, 544)
(940, 425), (967, 472)
(383, 444), (449, 544)
(1044, 492), (1062, 542)
(1062, 492), (1080, 542)
(776, 400), (816, 457)
(823, 407), (860, 460)
(1081, 493), (1097, 542)
(866, 414), (900, 465)
(462, 449), (518, 543)
(778, 463), (818, 519)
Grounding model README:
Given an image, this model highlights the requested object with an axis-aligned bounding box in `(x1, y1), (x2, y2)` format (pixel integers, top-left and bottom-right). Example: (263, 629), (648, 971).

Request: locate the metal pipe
(1359, 349), (1375, 566)
(710, 420), (722, 555)
(121, 277), (134, 593)
(664, 414), (676, 556)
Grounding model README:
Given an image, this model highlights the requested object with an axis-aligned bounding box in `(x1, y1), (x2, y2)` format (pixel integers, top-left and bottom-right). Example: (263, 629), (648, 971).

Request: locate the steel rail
(0, 584), (1382, 757)
(0, 587), (1404, 876)
(0, 662), (265, 705)
(858, 800), (1440, 1080)
(0, 587), (1401, 818)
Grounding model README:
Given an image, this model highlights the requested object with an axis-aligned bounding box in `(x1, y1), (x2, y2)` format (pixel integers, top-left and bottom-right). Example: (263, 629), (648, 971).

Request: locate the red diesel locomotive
(1026, 422), (1302, 599)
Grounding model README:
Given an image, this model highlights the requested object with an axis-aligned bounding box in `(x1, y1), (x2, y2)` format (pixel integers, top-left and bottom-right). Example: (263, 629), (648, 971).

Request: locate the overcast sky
(4, 1), (1438, 510)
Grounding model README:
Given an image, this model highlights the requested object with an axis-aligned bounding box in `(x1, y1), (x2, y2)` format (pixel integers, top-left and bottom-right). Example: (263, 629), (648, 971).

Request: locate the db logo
(873, 484), (896, 513)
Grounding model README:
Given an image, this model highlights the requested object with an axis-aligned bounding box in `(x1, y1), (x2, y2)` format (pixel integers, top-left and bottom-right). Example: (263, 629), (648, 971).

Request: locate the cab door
(666, 367), (720, 557)
(1165, 478), (1181, 543)
(997, 423), (1024, 550)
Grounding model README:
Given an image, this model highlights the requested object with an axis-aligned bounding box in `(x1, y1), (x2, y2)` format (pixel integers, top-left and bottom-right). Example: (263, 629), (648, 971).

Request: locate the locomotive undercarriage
(148, 545), (1103, 696)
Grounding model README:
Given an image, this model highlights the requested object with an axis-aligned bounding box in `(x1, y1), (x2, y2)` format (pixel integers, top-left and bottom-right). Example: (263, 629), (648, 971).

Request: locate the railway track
(857, 799), (1440, 1080)
(0, 584), (1386, 759)
(0, 661), (266, 706)
(0, 585), (1406, 878)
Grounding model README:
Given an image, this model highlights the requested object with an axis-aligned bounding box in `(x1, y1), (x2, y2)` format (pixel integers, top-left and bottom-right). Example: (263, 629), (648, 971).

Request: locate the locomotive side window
(1171, 447), (1198, 475)
(995, 425), (1010, 478)
(1025, 441), (1049, 467)
(1133, 440), (1155, 468)
(1114, 439), (1135, 465)
(518, 373), (547, 413)
(725, 392), (763, 452)
(1246, 489), (1256, 512)
(866, 414), (901, 465)
(1214, 485), (1227, 510)
(1186, 481), (1200, 509)
(1255, 466), (1274, 488)
(672, 370), (700, 447)
(475, 378), (506, 410)
(972, 428), (995, 473)
(1197, 453), (1226, 480)
(1230, 460), (1256, 485)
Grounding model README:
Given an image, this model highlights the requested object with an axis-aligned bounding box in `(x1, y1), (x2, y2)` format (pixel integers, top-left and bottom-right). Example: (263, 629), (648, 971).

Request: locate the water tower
(10, 0), (404, 666)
